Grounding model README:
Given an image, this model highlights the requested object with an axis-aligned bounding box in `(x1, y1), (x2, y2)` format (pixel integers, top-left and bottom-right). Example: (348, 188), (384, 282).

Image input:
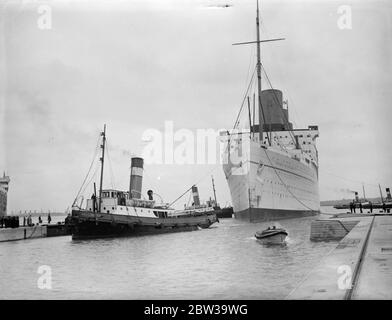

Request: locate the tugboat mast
(98, 124), (106, 213)
(211, 175), (217, 205)
(379, 184), (384, 203)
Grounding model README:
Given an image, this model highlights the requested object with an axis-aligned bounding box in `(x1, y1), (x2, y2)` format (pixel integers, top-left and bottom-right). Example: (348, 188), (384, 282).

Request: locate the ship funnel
(192, 185), (200, 207)
(260, 89), (293, 131)
(386, 188), (391, 200)
(354, 192), (359, 202)
(147, 190), (153, 201)
(129, 157), (144, 199)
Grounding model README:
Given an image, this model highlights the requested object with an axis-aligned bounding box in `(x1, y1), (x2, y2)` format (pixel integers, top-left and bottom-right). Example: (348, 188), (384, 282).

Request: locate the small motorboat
(255, 226), (288, 244)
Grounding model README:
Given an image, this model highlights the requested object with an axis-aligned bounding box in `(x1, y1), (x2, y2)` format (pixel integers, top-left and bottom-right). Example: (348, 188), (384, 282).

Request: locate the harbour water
(0, 208), (343, 299)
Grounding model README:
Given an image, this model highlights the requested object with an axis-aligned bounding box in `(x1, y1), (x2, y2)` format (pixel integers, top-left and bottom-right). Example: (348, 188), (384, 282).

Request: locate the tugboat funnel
(130, 157), (144, 199)
(192, 185), (200, 207)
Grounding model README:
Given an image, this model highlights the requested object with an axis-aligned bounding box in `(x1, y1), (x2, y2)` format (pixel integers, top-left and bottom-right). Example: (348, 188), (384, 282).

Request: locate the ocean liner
(221, 2), (320, 222)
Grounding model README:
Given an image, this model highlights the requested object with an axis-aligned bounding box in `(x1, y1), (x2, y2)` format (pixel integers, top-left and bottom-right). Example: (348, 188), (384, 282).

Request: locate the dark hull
(70, 210), (218, 240)
(215, 207), (233, 219)
(235, 207), (319, 222)
(46, 224), (71, 237)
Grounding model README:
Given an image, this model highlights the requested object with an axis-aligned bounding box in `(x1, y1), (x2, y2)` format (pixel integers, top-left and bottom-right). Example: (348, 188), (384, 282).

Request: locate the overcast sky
(1, 0), (391, 213)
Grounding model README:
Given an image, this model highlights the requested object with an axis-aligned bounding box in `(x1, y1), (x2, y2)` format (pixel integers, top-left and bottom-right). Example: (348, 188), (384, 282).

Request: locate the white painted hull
(222, 138), (320, 222)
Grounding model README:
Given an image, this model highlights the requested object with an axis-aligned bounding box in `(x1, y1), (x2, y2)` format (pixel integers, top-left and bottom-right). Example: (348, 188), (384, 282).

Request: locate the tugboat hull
(70, 210), (218, 240)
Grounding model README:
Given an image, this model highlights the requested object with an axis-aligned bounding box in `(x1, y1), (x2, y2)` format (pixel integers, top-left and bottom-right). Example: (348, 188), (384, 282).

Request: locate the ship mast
(362, 183), (366, 201)
(232, 1), (284, 145)
(379, 184), (384, 203)
(211, 175), (217, 205)
(98, 124), (106, 213)
(256, 0), (265, 144)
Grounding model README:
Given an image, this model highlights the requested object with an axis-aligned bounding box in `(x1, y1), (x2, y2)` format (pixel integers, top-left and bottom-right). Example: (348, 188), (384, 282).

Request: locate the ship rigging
(221, 0), (320, 221)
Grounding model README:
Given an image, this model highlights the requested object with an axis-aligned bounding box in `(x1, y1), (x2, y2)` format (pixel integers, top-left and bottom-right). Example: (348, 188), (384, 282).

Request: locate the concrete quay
(0, 225), (47, 242)
(288, 213), (392, 299)
(351, 215), (392, 299)
(0, 223), (70, 242)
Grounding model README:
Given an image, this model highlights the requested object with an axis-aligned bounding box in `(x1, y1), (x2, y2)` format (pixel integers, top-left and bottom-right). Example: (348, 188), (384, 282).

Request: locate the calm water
(0, 209), (342, 299)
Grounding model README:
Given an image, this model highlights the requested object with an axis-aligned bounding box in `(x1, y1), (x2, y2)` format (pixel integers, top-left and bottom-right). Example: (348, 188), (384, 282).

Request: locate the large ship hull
(235, 207), (318, 222)
(70, 210), (218, 240)
(223, 140), (320, 222)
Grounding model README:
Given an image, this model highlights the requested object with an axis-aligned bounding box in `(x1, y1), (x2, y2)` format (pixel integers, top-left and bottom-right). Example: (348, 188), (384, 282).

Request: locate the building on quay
(0, 172), (10, 217)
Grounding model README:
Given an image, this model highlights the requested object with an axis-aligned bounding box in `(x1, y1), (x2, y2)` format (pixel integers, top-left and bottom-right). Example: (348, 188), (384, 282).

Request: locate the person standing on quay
(359, 202), (363, 213)
(47, 213), (51, 224)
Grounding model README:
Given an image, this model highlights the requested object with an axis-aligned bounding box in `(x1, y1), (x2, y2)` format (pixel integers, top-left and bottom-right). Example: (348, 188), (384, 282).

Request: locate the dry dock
(288, 213), (392, 299)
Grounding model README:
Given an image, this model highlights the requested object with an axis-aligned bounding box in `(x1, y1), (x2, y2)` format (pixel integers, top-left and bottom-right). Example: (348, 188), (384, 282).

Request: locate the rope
(336, 220), (350, 234)
(105, 138), (116, 190)
(168, 166), (219, 208)
(79, 161), (100, 196)
(260, 62), (298, 148)
(319, 169), (381, 188)
(72, 134), (101, 206)
(168, 186), (194, 208)
(232, 66), (257, 131)
(25, 225), (39, 239)
(261, 147), (315, 211)
(233, 42), (257, 130)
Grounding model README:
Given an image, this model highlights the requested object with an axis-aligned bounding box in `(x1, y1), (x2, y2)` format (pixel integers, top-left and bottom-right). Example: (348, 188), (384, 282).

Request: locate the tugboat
(69, 125), (218, 240)
(172, 185), (217, 217)
(255, 226), (288, 244)
(209, 175), (233, 219)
